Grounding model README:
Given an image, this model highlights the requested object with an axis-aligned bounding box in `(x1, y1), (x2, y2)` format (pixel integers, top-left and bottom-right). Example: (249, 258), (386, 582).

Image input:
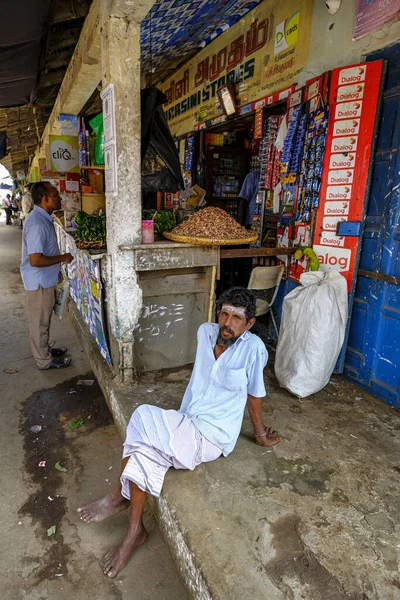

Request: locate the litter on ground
(55, 462), (68, 473)
(47, 525), (56, 537)
(68, 417), (84, 430)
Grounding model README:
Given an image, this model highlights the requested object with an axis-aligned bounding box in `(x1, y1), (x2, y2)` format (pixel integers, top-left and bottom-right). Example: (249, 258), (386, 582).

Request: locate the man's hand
(247, 395), (281, 448)
(62, 253), (74, 265)
(254, 427), (281, 447)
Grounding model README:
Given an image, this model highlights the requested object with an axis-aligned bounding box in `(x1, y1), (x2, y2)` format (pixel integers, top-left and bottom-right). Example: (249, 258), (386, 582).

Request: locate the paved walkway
(0, 216), (187, 600)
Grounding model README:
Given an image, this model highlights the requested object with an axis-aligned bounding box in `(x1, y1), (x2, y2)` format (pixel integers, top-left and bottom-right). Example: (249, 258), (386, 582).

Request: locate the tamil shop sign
(313, 60), (384, 291)
(160, 0), (313, 136)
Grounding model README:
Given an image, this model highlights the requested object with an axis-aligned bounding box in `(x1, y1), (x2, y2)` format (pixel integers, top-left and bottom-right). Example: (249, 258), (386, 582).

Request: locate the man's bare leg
(101, 481), (148, 578)
(77, 457), (130, 523)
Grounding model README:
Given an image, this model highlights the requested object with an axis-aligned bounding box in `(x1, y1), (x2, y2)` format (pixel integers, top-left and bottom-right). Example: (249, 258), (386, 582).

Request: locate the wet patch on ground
(265, 513), (365, 600)
(18, 373), (113, 584)
(248, 455), (334, 497)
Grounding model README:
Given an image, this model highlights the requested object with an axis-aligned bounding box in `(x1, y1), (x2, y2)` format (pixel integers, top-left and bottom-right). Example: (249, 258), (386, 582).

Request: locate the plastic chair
(247, 266), (284, 337)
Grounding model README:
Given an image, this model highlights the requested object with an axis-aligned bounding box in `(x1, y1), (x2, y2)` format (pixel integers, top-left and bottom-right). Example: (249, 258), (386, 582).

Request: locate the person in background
(3, 194), (12, 225)
(22, 183), (34, 217)
(20, 182), (74, 370)
(11, 194), (19, 218)
(237, 170), (260, 228)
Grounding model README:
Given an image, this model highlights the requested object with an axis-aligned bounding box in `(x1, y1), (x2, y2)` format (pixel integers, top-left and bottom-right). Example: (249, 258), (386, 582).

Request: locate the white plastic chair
(247, 265), (284, 337)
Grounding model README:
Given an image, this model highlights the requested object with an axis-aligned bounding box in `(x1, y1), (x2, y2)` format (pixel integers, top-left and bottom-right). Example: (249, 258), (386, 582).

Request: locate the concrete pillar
(101, 3), (155, 383)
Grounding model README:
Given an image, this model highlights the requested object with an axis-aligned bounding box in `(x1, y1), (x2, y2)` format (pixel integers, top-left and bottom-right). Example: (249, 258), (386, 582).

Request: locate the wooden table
(219, 247), (295, 259)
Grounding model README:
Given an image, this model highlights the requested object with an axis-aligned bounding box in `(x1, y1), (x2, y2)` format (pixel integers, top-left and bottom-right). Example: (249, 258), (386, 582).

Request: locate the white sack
(274, 271), (348, 398)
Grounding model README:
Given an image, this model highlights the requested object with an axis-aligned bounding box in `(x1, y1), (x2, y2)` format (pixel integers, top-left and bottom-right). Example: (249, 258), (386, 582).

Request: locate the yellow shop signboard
(160, 0), (313, 136)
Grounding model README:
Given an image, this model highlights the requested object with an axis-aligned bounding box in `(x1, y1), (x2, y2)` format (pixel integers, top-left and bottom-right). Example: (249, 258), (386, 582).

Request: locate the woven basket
(163, 230), (259, 246)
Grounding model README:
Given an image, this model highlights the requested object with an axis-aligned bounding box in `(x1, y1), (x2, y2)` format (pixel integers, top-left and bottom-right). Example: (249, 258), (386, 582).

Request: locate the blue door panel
(345, 45), (400, 407)
(370, 379), (398, 403)
(376, 95), (399, 152)
(346, 301), (368, 353)
(366, 159), (393, 219)
(386, 69), (400, 94)
(359, 227), (383, 271)
(344, 351), (363, 377)
(373, 302), (400, 389)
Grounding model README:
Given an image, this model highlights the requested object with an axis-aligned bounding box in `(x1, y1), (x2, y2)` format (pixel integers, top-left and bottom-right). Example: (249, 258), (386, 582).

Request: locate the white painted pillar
(101, 14), (143, 383)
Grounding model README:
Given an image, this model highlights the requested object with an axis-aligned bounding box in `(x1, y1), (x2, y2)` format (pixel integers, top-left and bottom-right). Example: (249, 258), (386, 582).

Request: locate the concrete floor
(0, 216), (188, 600)
(102, 367), (400, 600)
(101, 366), (400, 600)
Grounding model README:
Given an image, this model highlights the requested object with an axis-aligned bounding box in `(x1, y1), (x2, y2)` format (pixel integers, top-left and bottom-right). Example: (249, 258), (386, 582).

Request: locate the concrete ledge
(69, 303), (215, 597)
(70, 302), (400, 600)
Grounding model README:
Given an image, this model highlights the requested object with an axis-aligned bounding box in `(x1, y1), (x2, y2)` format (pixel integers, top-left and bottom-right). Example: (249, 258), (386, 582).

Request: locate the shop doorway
(344, 44), (400, 407)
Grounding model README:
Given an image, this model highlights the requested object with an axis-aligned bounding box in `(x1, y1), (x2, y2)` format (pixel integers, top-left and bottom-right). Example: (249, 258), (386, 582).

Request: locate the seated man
(77, 287), (280, 578)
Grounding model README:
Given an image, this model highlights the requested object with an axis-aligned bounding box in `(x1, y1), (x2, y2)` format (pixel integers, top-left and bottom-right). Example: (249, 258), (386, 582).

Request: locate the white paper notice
(101, 84), (116, 144)
(65, 180), (79, 192)
(104, 143), (118, 196)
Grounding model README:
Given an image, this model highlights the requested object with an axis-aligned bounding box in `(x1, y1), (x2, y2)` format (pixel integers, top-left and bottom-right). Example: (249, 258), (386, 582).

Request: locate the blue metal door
(344, 45), (400, 407)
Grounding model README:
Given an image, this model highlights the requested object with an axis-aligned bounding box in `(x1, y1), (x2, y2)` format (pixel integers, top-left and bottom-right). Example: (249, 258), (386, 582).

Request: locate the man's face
(217, 304), (255, 347)
(44, 185), (61, 213)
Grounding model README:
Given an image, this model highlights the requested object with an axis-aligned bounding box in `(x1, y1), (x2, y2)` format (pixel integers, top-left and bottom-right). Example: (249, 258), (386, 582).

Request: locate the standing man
(3, 194), (12, 225)
(20, 182), (74, 370)
(22, 183), (34, 217)
(78, 287), (280, 578)
(237, 170), (260, 227)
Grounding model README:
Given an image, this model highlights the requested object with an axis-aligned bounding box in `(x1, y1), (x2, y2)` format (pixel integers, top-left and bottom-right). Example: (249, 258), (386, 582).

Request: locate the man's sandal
(51, 347), (68, 357)
(45, 358), (72, 370)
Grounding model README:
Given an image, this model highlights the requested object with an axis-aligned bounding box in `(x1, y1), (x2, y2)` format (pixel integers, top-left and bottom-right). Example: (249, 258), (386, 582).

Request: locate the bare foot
(101, 526), (148, 578)
(77, 486), (129, 523)
(255, 427), (281, 448)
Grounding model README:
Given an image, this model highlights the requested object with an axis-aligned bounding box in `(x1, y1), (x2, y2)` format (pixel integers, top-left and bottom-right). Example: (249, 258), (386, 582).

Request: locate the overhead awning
(0, 0), (53, 108)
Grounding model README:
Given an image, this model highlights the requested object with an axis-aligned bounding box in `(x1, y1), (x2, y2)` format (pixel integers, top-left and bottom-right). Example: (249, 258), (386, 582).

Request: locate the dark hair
(26, 182), (33, 190)
(31, 181), (51, 204)
(216, 287), (256, 322)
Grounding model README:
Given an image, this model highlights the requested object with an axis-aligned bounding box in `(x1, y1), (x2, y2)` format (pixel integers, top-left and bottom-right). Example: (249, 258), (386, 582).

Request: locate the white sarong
(121, 405), (222, 498)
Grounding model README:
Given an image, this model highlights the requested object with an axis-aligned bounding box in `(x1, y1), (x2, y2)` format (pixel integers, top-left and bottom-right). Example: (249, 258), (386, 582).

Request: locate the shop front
(25, 0), (400, 401)
(156, 1), (399, 406)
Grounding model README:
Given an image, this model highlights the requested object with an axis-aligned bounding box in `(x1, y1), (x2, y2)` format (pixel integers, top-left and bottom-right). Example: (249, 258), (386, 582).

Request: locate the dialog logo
(308, 80), (320, 100)
(322, 216), (348, 231)
(319, 232), (345, 247)
(335, 101), (362, 120)
(329, 153), (355, 169)
(328, 170), (354, 185)
(327, 185), (352, 200)
(337, 83), (365, 102)
(333, 119), (360, 137)
(331, 136), (358, 153)
(313, 245), (351, 272)
(324, 201), (350, 215)
(338, 65), (366, 85)
(274, 11), (300, 54)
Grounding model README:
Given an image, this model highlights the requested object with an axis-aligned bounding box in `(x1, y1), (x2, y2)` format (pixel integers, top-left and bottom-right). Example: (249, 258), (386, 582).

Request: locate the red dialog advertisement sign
(313, 60), (383, 291)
